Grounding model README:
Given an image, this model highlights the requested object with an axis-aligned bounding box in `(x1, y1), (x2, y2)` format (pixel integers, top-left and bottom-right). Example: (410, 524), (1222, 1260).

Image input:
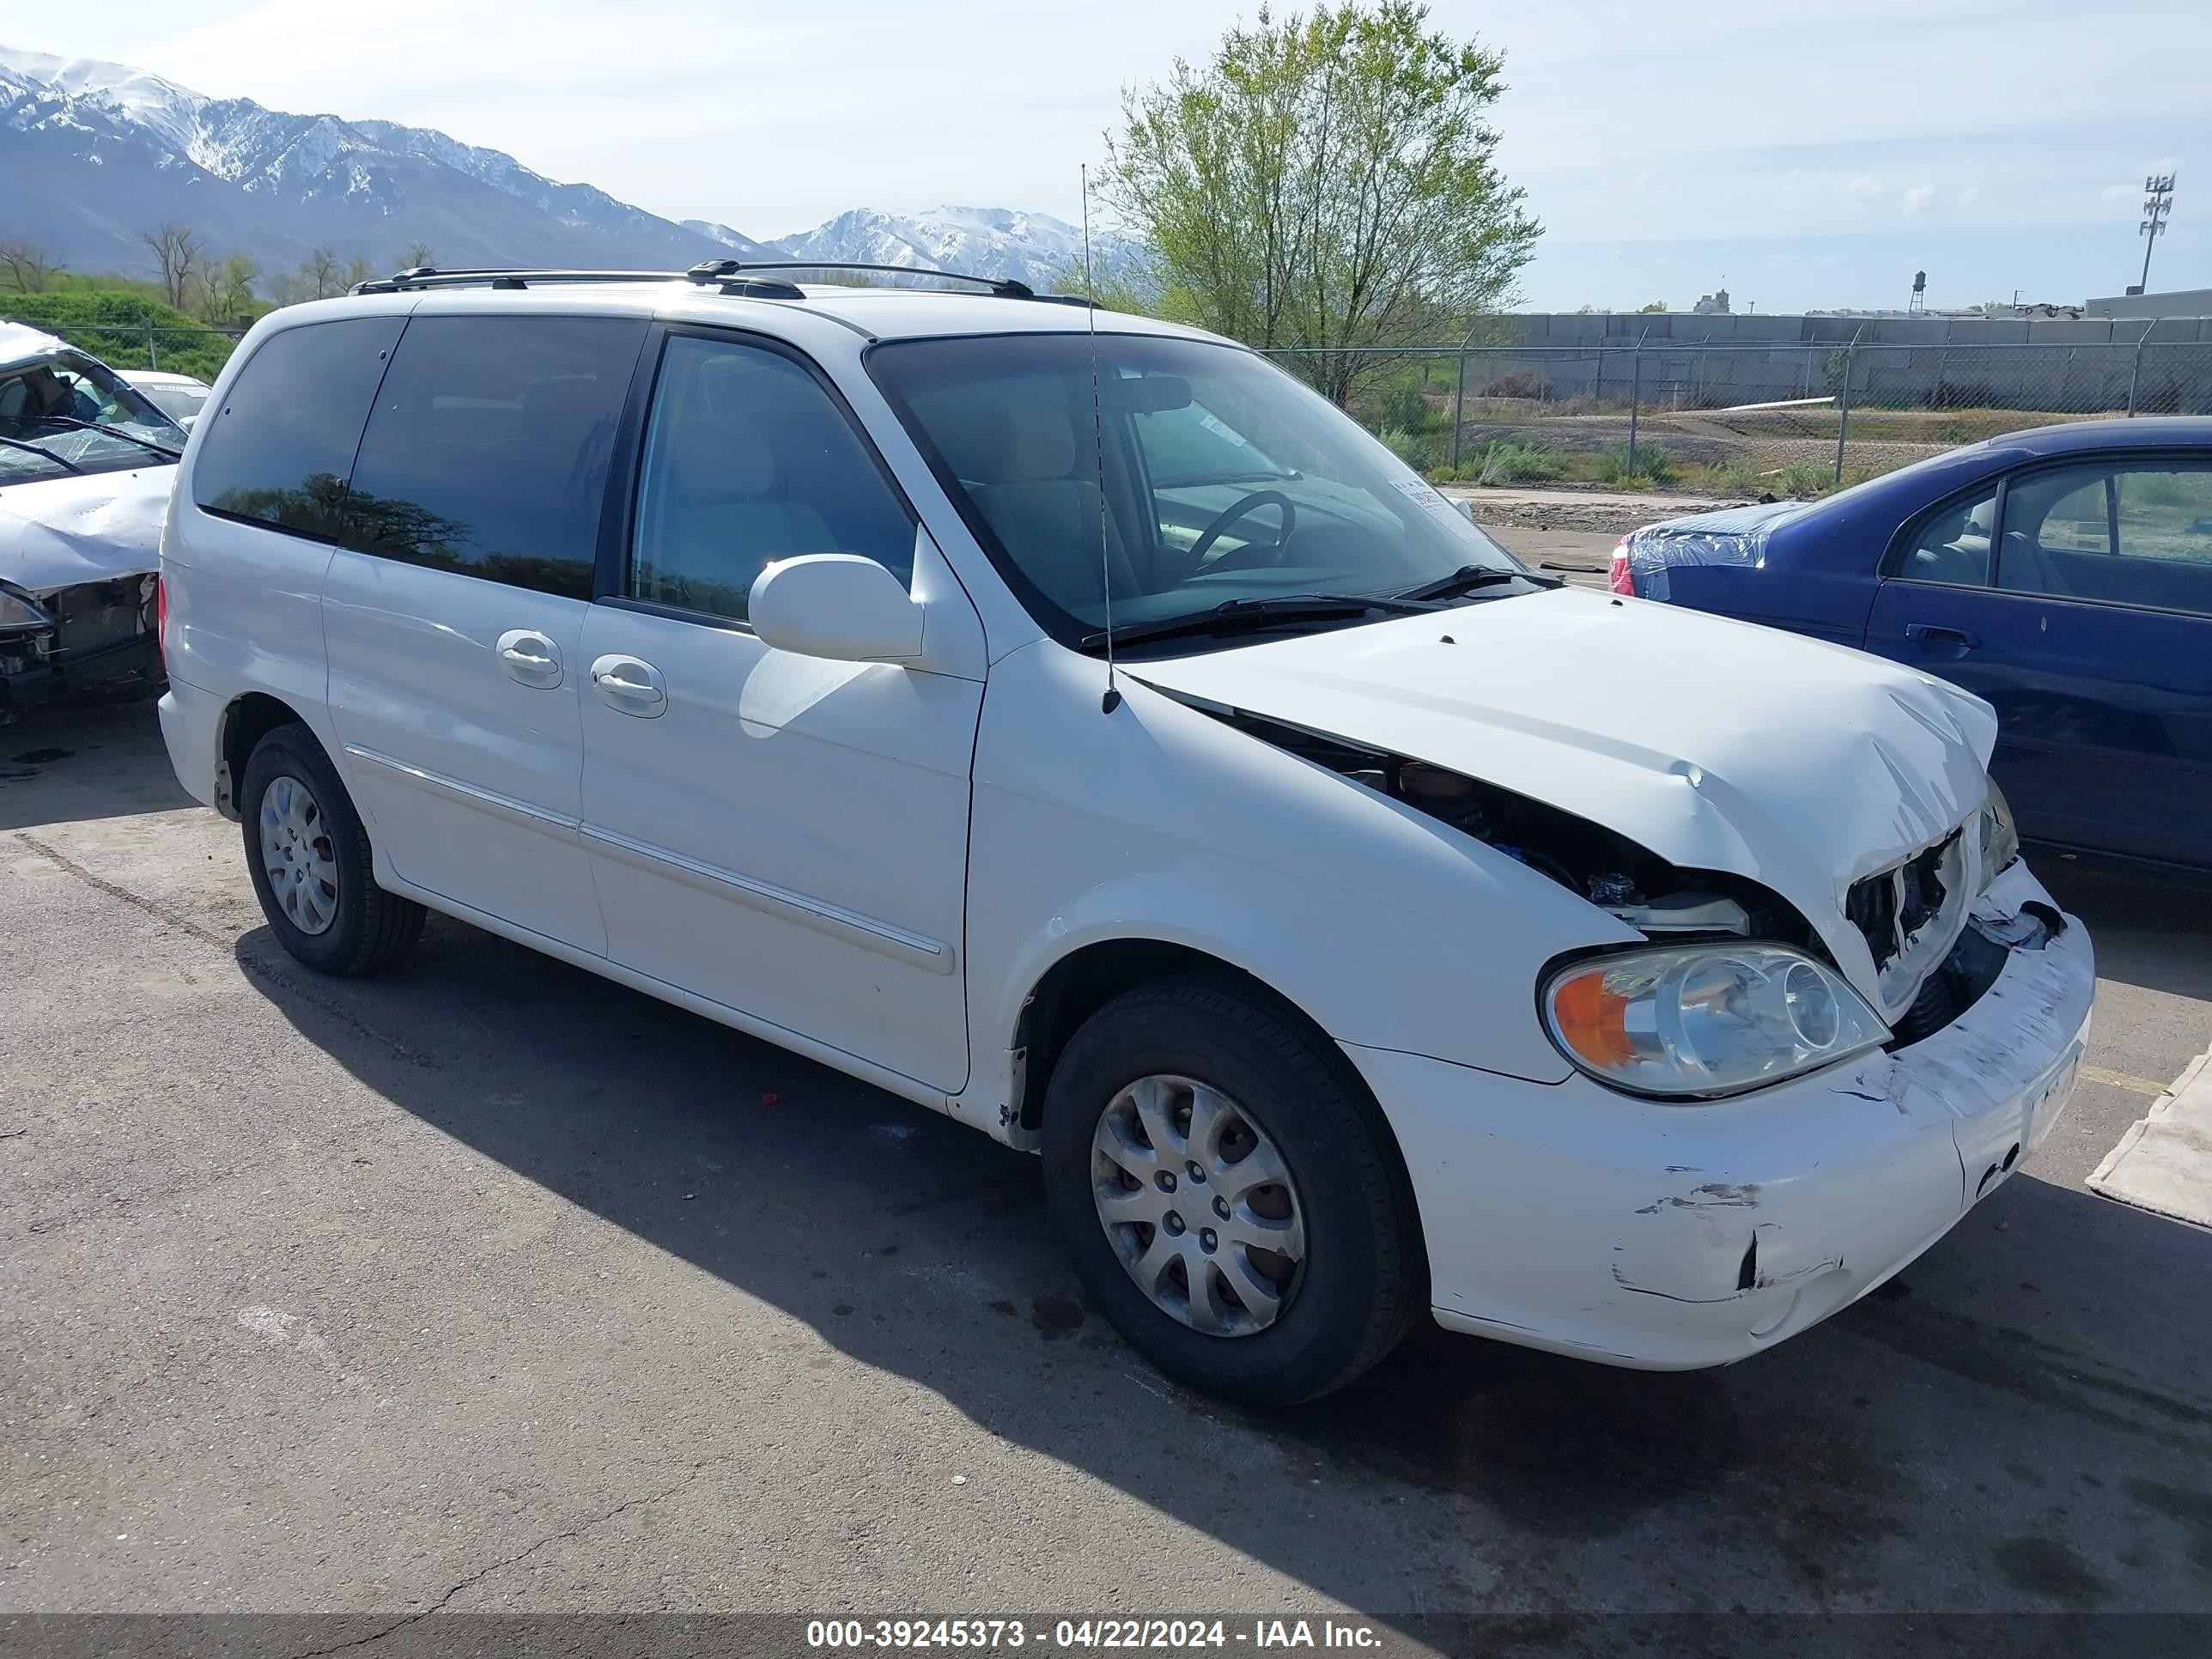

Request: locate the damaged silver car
(0, 322), (185, 720)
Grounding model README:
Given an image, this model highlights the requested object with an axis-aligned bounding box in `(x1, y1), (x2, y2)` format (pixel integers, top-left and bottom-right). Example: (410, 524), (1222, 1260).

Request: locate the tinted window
(1898, 483), (1996, 586)
(192, 318), (404, 538)
(1998, 459), (2212, 617)
(342, 315), (647, 599)
(629, 334), (914, 622)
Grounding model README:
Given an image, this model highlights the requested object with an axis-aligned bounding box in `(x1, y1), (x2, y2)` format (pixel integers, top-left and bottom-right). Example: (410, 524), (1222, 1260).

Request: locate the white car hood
(1128, 588), (1998, 988)
(0, 466), (173, 594)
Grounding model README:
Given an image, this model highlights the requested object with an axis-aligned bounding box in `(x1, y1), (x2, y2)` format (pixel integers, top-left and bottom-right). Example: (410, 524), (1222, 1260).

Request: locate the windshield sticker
(1390, 477), (1480, 532)
(1198, 411), (1249, 447)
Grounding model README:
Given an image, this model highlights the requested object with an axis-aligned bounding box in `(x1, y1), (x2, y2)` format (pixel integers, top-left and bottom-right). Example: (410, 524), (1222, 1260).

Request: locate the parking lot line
(2081, 1062), (2177, 1097)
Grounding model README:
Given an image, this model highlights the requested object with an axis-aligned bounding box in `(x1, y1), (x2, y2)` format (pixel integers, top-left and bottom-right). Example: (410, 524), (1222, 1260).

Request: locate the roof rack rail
(351, 264), (810, 300)
(690, 258), (1036, 300)
(351, 261), (1048, 303)
(352, 266), (696, 295)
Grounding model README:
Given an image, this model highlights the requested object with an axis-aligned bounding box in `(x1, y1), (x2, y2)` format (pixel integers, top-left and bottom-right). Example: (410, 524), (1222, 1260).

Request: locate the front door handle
(1903, 622), (1980, 653)
(591, 653), (668, 717)
(495, 628), (564, 688)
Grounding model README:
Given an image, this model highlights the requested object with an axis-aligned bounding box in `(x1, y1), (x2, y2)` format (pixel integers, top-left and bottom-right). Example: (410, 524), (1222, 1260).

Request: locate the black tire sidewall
(240, 726), (380, 974)
(1041, 980), (1410, 1404)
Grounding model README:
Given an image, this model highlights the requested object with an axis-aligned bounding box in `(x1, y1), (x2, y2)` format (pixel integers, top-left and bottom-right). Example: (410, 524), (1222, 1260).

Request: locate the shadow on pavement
(2039, 860), (2212, 1004)
(0, 700), (191, 832)
(234, 910), (2212, 1626)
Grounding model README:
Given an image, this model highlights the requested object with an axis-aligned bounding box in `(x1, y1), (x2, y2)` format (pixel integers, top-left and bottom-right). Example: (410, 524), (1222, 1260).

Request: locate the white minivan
(157, 266), (2094, 1402)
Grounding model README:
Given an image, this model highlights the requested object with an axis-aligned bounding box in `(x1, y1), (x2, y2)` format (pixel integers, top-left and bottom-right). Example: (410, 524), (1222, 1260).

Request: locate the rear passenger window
(341, 316), (647, 599)
(192, 318), (404, 538)
(628, 334), (915, 622)
(1898, 483), (1996, 586)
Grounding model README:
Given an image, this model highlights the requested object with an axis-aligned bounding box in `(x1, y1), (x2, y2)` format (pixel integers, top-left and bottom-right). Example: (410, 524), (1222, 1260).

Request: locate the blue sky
(16, 0), (2208, 313)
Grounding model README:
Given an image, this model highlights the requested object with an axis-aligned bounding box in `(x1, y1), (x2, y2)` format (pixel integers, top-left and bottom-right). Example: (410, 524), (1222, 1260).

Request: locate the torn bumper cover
(1344, 860), (2092, 1370)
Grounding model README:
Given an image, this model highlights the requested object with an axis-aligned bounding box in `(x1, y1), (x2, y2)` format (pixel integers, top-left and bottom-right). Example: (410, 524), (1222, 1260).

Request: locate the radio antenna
(1083, 163), (1121, 714)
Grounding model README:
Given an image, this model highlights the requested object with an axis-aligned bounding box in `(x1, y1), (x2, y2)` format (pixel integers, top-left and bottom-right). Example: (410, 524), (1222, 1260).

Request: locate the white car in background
(0, 322), (186, 720)
(155, 266), (2094, 1403)
(120, 368), (215, 430)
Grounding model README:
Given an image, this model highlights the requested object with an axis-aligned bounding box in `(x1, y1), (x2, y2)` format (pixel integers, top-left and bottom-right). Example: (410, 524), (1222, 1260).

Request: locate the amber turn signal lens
(1550, 967), (1636, 1068)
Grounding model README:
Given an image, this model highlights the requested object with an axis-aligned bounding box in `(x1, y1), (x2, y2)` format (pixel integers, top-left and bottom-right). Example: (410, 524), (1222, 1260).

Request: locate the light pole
(2137, 173), (2175, 295)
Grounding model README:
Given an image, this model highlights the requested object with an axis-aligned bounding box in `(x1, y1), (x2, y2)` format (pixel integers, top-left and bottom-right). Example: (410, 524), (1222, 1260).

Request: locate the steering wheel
(1189, 489), (1297, 571)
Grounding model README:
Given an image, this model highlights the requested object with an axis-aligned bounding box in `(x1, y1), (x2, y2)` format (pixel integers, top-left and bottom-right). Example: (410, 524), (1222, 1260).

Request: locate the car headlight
(1978, 778), (2020, 890)
(1542, 943), (1891, 1100)
(0, 581), (56, 631)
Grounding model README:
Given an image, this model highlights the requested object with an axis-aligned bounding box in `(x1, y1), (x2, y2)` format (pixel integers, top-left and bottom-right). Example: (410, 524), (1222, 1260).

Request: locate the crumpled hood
(1128, 588), (1998, 990)
(0, 466), (173, 593)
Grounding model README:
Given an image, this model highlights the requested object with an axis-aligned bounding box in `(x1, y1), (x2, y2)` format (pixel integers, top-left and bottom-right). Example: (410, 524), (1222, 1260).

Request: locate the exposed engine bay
(1209, 704), (2024, 1049)
(1209, 707), (1820, 945)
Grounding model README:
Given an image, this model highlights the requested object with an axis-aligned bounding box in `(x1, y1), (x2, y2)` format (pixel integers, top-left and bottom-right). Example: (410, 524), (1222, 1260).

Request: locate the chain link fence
(27, 320), (248, 385)
(1262, 331), (2212, 497)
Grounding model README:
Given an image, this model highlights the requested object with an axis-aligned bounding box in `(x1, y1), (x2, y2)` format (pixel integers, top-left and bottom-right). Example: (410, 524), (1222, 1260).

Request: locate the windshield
(137, 381), (209, 422)
(0, 349), (185, 484)
(868, 332), (1522, 649)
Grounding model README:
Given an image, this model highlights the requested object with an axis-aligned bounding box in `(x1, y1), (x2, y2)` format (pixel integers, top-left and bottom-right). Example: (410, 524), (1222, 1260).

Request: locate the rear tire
(1041, 975), (1425, 1405)
(240, 722), (425, 977)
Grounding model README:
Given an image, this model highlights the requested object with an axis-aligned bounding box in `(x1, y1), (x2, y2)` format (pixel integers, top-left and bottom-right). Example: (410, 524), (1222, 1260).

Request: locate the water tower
(1909, 270), (1927, 315)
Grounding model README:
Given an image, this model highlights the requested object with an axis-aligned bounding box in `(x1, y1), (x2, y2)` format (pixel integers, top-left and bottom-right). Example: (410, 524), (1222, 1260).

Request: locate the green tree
(202, 255), (262, 323)
(1638, 300), (1668, 313)
(1103, 1), (1537, 404)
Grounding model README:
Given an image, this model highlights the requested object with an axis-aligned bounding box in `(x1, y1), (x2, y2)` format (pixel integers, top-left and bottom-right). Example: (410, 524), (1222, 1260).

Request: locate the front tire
(240, 722), (425, 977)
(1041, 976), (1425, 1405)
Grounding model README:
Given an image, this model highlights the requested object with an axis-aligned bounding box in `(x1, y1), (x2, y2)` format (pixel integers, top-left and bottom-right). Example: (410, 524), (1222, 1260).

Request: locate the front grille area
(1845, 829), (1970, 1016)
(47, 576), (156, 659)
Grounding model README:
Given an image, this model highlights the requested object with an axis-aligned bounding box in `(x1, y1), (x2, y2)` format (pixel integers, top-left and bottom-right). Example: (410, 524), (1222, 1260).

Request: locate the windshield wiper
(20, 416), (183, 462)
(1080, 592), (1435, 652)
(1158, 469), (1304, 487)
(0, 433), (88, 475)
(1393, 562), (1561, 603)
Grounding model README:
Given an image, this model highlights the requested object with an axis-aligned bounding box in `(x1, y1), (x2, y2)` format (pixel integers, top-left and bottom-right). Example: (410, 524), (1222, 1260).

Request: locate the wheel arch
(1009, 940), (1418, 1237)
(214, 690), (311, 820)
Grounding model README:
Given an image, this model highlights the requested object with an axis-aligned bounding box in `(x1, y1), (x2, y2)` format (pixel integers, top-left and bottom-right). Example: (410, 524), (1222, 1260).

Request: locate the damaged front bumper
(0, 574), (162, 721)
(1346, 859), (2094, 1370)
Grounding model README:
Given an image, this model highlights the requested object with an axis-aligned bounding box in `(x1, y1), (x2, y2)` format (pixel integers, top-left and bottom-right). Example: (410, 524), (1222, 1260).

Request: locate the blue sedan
(1610, 417), (2212, 873)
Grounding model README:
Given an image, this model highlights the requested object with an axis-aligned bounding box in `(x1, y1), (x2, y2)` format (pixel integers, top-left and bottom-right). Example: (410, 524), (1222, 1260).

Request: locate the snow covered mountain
(0, 46), (1146, 299)
(776, 206), (1146, 290)
(0, 46), (765, 276)
(679, 220), (792, 262)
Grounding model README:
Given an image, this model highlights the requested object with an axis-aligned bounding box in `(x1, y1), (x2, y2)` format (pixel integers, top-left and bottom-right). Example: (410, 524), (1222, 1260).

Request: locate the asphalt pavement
(3, 696), (2209, 1652)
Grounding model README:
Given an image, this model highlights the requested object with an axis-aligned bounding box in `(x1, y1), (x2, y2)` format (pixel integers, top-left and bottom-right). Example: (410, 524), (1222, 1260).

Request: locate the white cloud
(1844, 173), (1883, 198)
(1903, 184), (1936, 213)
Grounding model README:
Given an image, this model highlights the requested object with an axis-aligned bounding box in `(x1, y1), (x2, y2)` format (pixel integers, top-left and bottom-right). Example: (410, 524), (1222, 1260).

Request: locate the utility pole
(2136, 173), (2175, 295)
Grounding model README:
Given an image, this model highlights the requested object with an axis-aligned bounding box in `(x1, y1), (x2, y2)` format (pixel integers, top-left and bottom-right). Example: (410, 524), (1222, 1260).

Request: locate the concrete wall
(1460, 313), (2212, 414)
(1504, 312), (2212, 347)
(2087, 288), (2212, 319)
